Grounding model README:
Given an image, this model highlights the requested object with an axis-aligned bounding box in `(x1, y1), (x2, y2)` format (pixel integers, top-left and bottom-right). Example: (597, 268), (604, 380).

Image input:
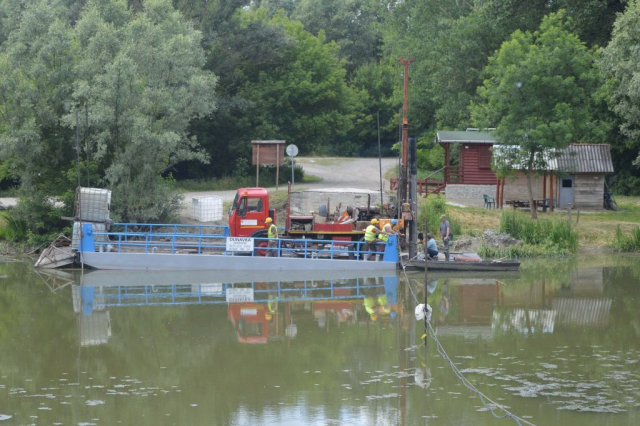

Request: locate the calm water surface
(0, 256), (639, 425)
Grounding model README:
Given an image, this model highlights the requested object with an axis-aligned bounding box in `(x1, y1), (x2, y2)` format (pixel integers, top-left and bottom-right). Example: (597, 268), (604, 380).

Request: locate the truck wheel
(252, 230), (269, 257)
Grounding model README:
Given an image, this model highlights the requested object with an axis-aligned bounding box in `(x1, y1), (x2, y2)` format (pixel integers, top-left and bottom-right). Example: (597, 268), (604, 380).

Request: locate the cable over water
(400, 265), (536, 426)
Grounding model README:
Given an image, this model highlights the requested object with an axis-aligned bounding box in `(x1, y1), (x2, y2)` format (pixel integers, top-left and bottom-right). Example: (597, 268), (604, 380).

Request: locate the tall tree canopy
(176, 8), (358, 180)
(602, 0), (640, 170)
(0, 0), (216, 232)
(472, 12), (604, 218)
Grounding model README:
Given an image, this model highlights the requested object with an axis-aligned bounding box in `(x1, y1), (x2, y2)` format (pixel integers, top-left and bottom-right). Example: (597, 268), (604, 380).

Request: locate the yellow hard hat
(265, 217), (273, 223)
(265, 313), (272, 320)
(371, 218), (379, 224)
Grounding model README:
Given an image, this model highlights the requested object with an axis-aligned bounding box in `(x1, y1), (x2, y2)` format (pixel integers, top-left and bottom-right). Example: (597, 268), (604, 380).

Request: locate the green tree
(383, 0), (623, 139)
(601, 0), (640, 174)
(0, 0), (217, 235)
(347, 59), (398, 155)
(72, 0), (217, 222)
(472, 12), (604, 219)
(177, 8), (356, 180)
(291, 0), (385, 76)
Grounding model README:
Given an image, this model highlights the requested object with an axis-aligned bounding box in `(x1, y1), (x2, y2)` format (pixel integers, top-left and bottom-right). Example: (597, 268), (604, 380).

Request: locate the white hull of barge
(80, 251), (396, 272)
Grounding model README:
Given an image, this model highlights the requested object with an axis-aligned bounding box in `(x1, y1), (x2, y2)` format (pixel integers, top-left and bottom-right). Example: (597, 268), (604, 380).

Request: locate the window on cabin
(478, 145), (492, 169)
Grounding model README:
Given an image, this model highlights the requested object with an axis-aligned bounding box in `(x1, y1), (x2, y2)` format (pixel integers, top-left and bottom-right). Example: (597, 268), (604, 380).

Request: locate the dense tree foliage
(0, 0), (216, 237)
(0, 0), (639, 238)
(472, 12), (604, 218)
(602, 0), (640, 192)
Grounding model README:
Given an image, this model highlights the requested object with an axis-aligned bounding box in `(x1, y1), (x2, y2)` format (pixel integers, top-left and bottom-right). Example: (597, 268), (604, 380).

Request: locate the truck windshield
(229, 193), (239, 216)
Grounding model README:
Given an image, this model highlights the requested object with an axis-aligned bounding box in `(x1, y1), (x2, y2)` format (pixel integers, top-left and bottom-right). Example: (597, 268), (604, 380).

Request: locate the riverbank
(438, 195), (640, 254)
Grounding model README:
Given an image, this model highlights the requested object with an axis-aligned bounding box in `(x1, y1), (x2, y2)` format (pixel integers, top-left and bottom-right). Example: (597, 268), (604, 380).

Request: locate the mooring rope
(399, 264), (536, 426)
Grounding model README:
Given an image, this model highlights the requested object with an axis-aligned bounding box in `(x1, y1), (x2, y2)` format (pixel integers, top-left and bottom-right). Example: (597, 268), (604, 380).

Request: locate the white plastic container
(72, 222), (108, 251)
(77, 188), (111, 222)
(192, 196), (223, 222)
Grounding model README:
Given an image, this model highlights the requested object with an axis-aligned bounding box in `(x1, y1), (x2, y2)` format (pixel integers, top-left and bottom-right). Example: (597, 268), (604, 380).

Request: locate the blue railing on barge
(79, 276), (398, 311)
(82, 223), (397, 261)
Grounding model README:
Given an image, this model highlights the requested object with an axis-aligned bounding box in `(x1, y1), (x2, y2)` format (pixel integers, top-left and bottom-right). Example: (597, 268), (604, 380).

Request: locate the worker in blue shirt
(426, 233), (439, 260)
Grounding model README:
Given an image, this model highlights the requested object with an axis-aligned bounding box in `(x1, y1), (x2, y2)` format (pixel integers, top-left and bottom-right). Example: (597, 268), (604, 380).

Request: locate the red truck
(228, 187), (402, 255)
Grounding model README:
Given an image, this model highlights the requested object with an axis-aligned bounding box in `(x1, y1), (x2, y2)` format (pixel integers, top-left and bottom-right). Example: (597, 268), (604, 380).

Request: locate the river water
(0, 255), (639, 425)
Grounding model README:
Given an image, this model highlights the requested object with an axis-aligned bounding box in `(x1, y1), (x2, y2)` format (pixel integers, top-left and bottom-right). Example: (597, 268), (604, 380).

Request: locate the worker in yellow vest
(266, 217), (278, 257)
(379, 219), (401, 243)
(363, 218), (381, 261)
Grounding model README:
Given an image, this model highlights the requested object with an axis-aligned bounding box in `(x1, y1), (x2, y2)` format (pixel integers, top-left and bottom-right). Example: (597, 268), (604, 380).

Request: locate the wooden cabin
(435, 130), (614, 210)
(435, 130), (498, 201)
(436, 130), (498, 185)
(499, 144), (614, 210)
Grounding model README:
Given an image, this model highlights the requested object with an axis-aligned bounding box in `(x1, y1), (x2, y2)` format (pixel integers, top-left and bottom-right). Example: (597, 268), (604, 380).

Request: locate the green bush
(418, 195), (461, 238)
(478, 243), (572, 259)
(500, 211), (578, 253)
(176, 162), (307, 192)
(610, 174), (640, 196)
(0, 212), (27, 241)
(614, 225), (640, 252)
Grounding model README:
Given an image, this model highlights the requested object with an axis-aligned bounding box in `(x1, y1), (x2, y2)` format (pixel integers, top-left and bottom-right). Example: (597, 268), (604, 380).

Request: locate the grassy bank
(418, 195), (640, 257)
(174, 173), (322, 192)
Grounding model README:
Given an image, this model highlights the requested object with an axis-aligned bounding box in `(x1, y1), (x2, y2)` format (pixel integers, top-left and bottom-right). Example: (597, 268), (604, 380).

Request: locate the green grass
(500, 211), (578, 253)
(384, 165), (444, 182)
(174, 174), (322, 192)
(175, 176), (255, 192)
(478, 243), (572, 259)
(418, 195), (461, 237)
(614, 225), (640, 252)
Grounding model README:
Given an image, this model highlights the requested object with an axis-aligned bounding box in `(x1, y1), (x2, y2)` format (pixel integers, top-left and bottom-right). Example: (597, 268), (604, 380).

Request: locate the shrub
(500, 211), (577, 253)
(0, 212), (27, 241)
(614, 225), (640, 252)
(418, 195), (461, 238)
(478, 243), (572, 259)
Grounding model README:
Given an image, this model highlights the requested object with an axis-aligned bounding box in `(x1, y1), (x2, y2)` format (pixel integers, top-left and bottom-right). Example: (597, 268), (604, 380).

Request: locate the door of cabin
(558, 175), (574, 208)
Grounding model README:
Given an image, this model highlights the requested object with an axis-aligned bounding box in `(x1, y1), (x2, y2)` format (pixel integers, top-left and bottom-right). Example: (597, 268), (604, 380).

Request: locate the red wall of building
(461, 144), (497, 185)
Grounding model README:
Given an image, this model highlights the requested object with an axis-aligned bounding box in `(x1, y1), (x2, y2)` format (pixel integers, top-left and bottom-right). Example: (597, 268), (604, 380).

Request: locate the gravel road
(182, 157), (398, 205)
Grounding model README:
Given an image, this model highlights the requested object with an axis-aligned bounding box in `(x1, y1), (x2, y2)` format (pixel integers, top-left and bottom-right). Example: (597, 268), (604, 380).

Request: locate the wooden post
(549, 173), (554, 211)
(275, 143), (280, 191)
(500, 178), (505, 209)
(443, 143), (450, 183)
(256, 144), (260, 187)
(494, 178), (500, 210)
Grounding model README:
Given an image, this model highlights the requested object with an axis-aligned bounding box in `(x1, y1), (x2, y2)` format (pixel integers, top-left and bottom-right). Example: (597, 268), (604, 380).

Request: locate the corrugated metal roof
(490, 143), (614, 173)
(436, 131), (496, 144)
(552, 144), (614, 173)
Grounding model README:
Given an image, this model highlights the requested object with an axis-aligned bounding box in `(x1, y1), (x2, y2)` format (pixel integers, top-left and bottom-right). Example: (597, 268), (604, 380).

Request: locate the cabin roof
(553, 144), (614, 173)
(436, 130), (496, 144)
(493, 143), (614, 173)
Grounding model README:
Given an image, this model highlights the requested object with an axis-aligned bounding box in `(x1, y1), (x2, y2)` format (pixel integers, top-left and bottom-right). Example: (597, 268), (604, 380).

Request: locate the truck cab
(228, 188), (276, 238)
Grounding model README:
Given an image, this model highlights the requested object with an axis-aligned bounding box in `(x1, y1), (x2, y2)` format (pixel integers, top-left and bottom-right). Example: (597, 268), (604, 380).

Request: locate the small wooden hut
(499, 144), (614, 210)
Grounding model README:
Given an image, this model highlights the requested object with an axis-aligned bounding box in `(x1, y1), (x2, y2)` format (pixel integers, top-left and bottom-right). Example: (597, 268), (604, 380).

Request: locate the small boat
(404, 253), (520, 272)
(34, 235), (75, 269)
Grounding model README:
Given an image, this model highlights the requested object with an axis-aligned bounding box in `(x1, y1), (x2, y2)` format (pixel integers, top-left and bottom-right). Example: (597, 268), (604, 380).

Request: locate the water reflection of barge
(70, 271), (400, 346)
